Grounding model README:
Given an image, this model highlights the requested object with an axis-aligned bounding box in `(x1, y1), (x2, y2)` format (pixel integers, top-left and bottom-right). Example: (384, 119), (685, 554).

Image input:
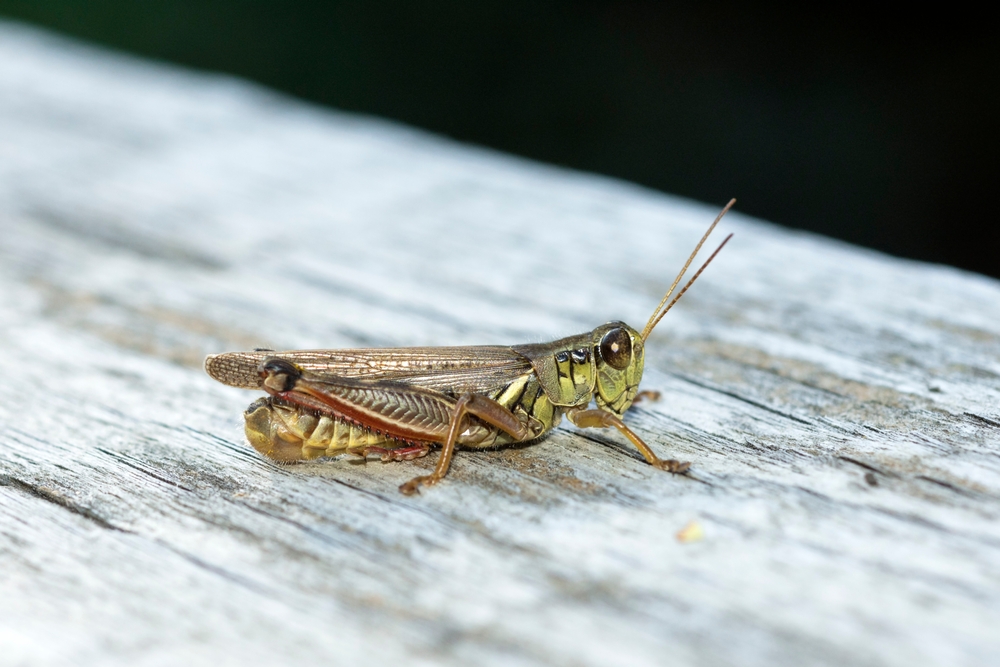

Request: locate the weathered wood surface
(2, 21), (1000, 667)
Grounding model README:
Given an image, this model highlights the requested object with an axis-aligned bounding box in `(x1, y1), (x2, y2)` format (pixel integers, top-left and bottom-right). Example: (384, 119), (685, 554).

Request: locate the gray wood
(2, 20), (999, 667)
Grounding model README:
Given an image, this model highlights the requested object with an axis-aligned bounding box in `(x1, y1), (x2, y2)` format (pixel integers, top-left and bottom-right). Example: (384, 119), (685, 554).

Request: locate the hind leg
(399, 393), (530, 495)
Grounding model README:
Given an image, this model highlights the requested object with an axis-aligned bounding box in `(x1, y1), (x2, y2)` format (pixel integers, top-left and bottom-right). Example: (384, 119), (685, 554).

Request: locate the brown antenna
(640, 199), (736, 341)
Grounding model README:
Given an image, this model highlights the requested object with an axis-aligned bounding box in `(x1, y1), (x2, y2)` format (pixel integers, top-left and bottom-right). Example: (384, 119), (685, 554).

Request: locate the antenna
(640, 199), (736, 341)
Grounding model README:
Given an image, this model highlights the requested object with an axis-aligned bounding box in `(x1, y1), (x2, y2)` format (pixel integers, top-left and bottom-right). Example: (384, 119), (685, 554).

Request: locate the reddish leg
(399, 393), (529, 495)
(362, 444), (431, 462)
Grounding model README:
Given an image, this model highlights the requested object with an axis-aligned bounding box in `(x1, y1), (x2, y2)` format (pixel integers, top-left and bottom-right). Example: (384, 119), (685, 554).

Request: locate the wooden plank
(1, 20), (999, 667)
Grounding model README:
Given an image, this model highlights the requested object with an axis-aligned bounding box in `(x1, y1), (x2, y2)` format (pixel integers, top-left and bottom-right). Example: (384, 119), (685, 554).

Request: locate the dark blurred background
(2, 1), (997, 278)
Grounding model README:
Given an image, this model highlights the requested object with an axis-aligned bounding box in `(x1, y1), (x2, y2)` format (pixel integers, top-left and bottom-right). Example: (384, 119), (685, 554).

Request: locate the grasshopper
(205, 200), (734, 494)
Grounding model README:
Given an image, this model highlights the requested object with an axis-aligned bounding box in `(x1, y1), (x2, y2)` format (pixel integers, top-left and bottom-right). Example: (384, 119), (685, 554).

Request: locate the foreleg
(567, 408), (690, 473)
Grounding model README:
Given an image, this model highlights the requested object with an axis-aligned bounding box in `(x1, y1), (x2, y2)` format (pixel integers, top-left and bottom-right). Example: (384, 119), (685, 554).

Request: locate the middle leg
(567, 408), (690, 473)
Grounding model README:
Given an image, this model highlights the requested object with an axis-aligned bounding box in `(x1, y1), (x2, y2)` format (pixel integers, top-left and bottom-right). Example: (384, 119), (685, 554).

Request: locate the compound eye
(599, 328), (632, 370)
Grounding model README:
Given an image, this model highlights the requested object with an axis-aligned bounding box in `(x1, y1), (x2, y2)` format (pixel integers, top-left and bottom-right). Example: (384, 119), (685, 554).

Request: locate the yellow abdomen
(244, 397), (396, 462)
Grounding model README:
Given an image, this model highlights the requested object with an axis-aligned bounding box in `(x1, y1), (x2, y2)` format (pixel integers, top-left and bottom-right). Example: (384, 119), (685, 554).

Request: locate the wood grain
(1, 21), (999, 667)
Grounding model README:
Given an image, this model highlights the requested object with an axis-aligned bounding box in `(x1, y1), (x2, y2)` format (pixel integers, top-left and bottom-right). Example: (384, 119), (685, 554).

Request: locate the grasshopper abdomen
(244, 397), (393, 461)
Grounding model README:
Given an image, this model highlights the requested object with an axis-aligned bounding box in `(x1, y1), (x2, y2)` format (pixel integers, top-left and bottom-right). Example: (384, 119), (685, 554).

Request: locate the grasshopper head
(591, 321), (645, 416)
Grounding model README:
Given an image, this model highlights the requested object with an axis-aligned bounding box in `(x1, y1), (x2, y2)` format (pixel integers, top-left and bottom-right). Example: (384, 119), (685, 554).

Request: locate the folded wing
(205, 346), (533, 395)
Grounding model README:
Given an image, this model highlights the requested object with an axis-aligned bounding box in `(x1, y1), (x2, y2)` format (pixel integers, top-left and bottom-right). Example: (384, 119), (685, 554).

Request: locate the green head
(590, 321), (645, 415)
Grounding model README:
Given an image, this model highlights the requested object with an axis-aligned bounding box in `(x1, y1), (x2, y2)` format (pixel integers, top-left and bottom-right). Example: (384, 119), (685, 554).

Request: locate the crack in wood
(670, 372), (815, 426)
(152, 538), (277, 595)
(94, 447), (198, 493)
(915, 475), (989, 499)
(965, 412), (1000, 429)
(28, 206), (226, 270)
(0, 475), (129, 533)
(837, 455), (898, 478)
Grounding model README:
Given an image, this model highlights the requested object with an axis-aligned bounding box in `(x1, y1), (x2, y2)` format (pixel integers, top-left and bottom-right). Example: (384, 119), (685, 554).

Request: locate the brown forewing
(205, 346), (533, 395)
